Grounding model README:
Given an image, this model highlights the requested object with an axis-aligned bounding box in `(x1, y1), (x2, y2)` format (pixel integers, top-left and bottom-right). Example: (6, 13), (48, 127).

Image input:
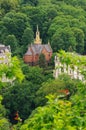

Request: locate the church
(23, 26), (52, 65)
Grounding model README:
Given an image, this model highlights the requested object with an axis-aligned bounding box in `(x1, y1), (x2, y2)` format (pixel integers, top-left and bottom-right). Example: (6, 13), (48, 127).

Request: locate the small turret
(34, 25), (42, 44)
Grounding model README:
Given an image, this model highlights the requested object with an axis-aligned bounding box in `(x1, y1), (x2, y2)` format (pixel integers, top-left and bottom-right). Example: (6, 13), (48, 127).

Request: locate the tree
(0, 0), (20, 14)
(2, 65), (45, 121)
(60, 0), (86, 10)
(0, 95), (10, 130)
(2, 81), (35, 122)
(0, 21), (8, 42)
(2, 11), (30, 43)
(22, 28), (34, 45)
(0, 52), (24, 126)
(21, 0), (38, 6)
(35, 75), (80, 107)
(48, 15), (86, 53)
(39, 54), (47, 68)
(38, 0), (51, 5)
(4, 35), (18, 55)
(22, 65), (45, 85)
(20, 92), (86, 130)
(21, 27), (34, 53)
(21, 5), (47, 40)
(51, 27), (76, 52)
(71, 27), (84, 54)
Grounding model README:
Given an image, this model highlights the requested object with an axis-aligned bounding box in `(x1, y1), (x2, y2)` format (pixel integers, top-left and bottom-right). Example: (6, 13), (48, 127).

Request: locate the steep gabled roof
(25, 44), (52, 56)
(44, 44), (52, 52)
(25, 48), (32, 55)
(0, 44), (11, 53)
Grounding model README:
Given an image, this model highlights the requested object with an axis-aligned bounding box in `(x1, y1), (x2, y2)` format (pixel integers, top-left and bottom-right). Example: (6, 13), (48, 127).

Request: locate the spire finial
(48, 40), (50, 45)
(34, 25), (42, 44)
(37, 25), (38, 32)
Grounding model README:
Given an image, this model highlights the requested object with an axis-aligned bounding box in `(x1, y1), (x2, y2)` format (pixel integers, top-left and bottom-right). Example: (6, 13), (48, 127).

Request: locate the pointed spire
(48, 40), (52, 51)
(37, 24), (39, 32)
(48, 40), (50, 45)
(34, 25), (42, 44)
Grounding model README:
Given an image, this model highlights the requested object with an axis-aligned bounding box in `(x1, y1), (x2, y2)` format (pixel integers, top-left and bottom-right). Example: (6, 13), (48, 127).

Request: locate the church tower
(34, 25), (42, 44)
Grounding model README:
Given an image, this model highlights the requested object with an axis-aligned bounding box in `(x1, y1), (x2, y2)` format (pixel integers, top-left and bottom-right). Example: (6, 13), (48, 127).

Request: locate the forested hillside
(0, 0), (86, 130)
(1, 0), (86, 56)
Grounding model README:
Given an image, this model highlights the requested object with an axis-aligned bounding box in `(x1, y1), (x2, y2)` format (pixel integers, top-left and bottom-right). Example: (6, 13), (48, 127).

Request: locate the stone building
(23, 26), (52, 65)
(0, 44), (11, 64)
(53, 56), (84, 81)
(0, 44), (13, 83)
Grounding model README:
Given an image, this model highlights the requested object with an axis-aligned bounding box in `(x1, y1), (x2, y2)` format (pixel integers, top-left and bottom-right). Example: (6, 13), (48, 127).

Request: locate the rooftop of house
(25, 44), (52, 55)
(0, 44), (11, 53)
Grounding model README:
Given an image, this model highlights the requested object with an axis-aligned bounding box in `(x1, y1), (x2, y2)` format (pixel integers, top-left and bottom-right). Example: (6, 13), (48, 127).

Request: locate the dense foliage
(20, 89), (86, 130)
(1, 0), (86, 55)
(0, 0), (86, 129)
(0, 95), (10, 130)
(2, 65), (45, 121)
(0, 54), (24, 128)
(0, 51), (86, 129)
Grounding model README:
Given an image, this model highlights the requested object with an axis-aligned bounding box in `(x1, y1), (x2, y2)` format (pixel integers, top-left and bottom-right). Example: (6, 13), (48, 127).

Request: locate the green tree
(21, 5), (47, 40)
(51, 27), (76, 52)
(71, 27), (84, 54)
(0, 95), (10, 130)
(38, 0), (51, 5)
(20, 92), (86, 130)
(22, 65), (45, 85)
(48, 14), (86, 53)
(22, 0), (38, 6)
(4, 35), (18, 55)
(48, 53), (56, 67)
(3, 81), (35, 121)
(60, 0), (86, 10)
(22, 28), (34, 45)
(0, 0), (20, 14)
(2, 65), (45, 121)
(2, 11), (30, 43)
(0, 21), (8, 42)
(21, 27), (34, 53)
(39, 54), (47, 68)
(35, 75), (80, 107)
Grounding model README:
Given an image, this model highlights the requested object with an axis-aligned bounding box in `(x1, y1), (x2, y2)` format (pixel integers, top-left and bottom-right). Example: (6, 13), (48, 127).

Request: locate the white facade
(53, 56), (84, 81)
(0, 44), (12, 83)
(0, 44), (11, 64)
